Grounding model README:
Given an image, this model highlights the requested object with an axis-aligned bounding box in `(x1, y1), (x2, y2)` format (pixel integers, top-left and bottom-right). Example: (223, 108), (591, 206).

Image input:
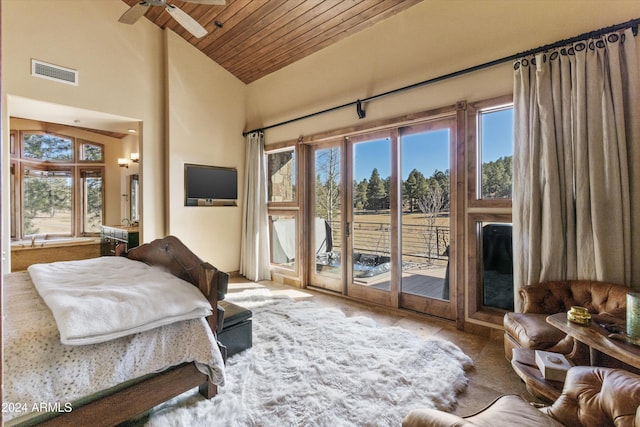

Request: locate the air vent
(31, 59), (78, 86)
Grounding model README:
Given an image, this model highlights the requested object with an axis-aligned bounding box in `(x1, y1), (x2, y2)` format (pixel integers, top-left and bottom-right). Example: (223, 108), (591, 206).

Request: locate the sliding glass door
(306, 116), (458, 320)
(309, 140), (344, 293)
(346, 131), (396, 306)
(398, 119), (456, 320)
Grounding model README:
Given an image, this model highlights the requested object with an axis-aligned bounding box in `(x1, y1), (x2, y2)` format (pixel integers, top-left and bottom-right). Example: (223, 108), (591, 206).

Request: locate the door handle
(345, 222), (350, 238)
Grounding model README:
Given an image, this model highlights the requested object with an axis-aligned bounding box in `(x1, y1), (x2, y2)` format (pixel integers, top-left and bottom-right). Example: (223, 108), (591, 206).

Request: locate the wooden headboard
(125, 235), (229, 332)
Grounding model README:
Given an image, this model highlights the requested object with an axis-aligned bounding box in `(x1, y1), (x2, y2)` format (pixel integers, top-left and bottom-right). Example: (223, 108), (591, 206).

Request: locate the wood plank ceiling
(121, 0), (424, 84)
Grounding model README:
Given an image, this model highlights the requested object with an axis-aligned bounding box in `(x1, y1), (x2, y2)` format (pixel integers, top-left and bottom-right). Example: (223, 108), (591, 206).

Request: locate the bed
(2, 235), (229, 426)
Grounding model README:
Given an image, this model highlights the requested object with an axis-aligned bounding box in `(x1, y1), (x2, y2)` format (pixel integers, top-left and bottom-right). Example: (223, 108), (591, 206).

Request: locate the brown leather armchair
(402, 366), (640, 427)
(503, 280), (628, 365)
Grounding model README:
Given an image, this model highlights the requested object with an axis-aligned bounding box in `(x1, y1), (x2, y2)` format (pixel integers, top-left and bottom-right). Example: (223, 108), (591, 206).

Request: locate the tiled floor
(227, 276), (535, 417)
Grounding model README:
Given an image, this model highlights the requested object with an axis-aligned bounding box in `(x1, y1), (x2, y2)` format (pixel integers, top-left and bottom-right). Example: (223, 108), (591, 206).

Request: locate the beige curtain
(513, 28), (640, 309)
(240, 131), (271, 281)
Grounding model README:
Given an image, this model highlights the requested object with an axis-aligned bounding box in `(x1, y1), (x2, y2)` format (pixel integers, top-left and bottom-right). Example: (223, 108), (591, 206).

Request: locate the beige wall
(246, 0), (640, 144)
(165, 31), (246, 273)
(3, 0), (640, 274)
(2, 0), (245, 271)
(2, 0), (163, 270)
(8, 117), (129, 227)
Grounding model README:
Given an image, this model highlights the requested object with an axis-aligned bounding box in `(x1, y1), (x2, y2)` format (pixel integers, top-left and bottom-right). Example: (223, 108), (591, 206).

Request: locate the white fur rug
(142, 290), (473, 427)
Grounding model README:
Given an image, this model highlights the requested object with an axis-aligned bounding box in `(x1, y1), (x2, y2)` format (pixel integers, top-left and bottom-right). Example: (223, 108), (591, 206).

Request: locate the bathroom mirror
(130, 174), (139, 224)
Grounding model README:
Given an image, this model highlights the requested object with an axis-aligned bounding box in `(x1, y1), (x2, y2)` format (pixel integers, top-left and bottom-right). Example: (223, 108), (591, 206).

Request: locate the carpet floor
(139, 289), (474, 426)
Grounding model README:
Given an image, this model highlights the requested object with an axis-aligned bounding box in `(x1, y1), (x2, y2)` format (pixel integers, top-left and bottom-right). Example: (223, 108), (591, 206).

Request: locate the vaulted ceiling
(120, 0), (424, 84)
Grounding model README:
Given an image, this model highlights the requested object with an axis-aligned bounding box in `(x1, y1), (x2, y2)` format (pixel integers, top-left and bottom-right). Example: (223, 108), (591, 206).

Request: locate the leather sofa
(503, 280), (628, 365)
(402, 366), (640, 427)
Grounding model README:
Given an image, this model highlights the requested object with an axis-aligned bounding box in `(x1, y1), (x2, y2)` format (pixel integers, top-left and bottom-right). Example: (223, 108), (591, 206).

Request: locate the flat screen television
(184, 163), (238, 206)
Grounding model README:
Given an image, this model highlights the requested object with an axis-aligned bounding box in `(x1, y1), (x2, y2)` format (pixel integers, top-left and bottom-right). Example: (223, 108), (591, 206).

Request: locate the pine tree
(366, 168), (387, 210)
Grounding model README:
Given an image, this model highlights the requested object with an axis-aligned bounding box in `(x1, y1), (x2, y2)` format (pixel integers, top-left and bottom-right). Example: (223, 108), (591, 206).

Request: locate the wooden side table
(546, 313), (640, 371)
(511, 348), (565, 402)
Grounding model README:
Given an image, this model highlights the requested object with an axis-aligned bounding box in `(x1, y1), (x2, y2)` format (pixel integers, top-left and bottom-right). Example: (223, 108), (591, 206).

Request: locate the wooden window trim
(467, 95), (513, 209)
(266, 144), (298, 208)
(78, 166), (105, 236)
(467, 212), (513, 326)
(77, 139), (105, 163)
(14, 130), (106, 240)
(20, 130), (75, 163)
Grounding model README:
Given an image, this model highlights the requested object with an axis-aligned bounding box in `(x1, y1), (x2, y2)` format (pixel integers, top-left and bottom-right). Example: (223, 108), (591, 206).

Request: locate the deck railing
(327, 220), (450, 266)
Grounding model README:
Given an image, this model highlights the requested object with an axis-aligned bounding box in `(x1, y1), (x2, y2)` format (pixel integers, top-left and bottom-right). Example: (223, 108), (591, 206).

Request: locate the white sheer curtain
(240, 131), (271, 281)
(513, 28), (640, 309)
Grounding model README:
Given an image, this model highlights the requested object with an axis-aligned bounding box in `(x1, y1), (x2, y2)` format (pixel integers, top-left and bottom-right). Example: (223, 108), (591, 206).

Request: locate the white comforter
(28, 256), (212, 345)
(3, 270), (226, 423)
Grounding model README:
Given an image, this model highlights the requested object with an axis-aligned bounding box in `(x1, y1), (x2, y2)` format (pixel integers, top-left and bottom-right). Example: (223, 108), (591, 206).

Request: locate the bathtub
(11, 237), (101, 271)
(12, 236), (99, 248)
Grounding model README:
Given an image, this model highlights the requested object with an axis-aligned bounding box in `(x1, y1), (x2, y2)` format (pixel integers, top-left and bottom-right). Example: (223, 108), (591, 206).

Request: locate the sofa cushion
(503, 312), (566, 349)
(520, 280), (628, 317)
(543, 367), (640, 427)
(402, 395), (564, 427)
(467, 395), (564, 427)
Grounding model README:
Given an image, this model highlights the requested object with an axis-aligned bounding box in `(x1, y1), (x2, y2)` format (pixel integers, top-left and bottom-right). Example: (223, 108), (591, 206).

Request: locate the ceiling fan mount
(119, 0), (225, 38)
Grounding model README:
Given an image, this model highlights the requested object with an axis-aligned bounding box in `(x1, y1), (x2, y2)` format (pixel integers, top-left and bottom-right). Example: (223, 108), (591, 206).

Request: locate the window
(79, 139), (104, 161)
(468, 97), (513, 208)
(12, 130), (105, 239)
(268, 148), (296, 203)
(80, 169), (104, 233)
(467, 96), (514, 325)
(22, 132), (73, 161)
(479, 107), (513, 200)
(22, 165), (73, 236)
(266, 145), (300, 280)
(269, 213), (297, 271)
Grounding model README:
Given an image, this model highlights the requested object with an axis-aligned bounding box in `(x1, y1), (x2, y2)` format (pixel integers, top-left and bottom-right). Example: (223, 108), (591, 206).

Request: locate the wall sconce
(118, 158), (129, 168)
(130, 152), (139, 163)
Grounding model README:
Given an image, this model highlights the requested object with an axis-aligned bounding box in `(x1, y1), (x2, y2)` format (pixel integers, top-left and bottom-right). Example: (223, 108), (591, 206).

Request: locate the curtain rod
(242, 17), (640, 137)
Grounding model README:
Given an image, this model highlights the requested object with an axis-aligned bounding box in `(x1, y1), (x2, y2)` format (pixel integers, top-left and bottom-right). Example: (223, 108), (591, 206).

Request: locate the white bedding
(3, 269), (226, 423)
(28, 256), (212, 345)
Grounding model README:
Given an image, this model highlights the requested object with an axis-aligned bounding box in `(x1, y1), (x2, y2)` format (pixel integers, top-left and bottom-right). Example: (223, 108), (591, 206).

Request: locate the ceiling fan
(119, 0), (225, 38)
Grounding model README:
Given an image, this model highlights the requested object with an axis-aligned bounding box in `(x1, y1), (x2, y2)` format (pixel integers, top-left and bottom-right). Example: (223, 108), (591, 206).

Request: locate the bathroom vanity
(100, 225), (140, 256)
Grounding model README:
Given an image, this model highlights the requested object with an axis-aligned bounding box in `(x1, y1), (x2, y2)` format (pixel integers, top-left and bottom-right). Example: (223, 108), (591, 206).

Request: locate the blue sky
(352, 108), (513, 182)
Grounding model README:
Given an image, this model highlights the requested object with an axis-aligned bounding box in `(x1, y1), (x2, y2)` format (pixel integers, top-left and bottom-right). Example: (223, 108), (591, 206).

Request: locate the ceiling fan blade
(165, 4), (208, 38)
(182, 0), (226, 5)
(118, 2), (150, 25)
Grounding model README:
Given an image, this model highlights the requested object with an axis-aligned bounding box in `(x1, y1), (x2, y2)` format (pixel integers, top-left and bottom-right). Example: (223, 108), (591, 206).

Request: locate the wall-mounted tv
(184, 163), (238, 206)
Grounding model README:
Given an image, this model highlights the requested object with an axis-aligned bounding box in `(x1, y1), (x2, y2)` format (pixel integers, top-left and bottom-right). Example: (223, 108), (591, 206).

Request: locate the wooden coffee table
(546, 313), (640, 370)
(511, 348), (564, 402)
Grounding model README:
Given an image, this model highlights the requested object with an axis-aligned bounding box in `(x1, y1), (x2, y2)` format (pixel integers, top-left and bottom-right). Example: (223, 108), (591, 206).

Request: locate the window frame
(467, 95), (513, 209)
(11, 130), (106, 240)
(265, 141), (303, 282)
(466, 95), (514, 327)
(79, 167), (106, 235)
(466, 213), (513, 325)
(268, 211), (300, 276)
(266, 144), (298, 208)
(20, 162), (75, 238)
(77, 139), (105, 163)
(20, 130), (75, 162)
